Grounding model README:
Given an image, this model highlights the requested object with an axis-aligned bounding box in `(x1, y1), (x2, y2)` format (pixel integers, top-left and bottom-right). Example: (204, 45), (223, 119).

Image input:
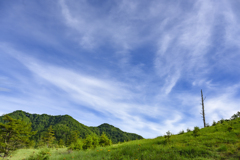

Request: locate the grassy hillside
(0, 110), (143, 144)
(6, 114), (240, 160)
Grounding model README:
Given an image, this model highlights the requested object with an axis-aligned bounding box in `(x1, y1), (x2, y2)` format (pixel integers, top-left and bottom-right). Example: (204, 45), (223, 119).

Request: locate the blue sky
(1, 0), (240, 138)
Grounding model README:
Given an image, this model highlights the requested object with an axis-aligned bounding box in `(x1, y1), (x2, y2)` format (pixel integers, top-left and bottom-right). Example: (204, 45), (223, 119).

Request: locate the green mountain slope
(0, 110), (143, 144)
(89, 123), (143, 143)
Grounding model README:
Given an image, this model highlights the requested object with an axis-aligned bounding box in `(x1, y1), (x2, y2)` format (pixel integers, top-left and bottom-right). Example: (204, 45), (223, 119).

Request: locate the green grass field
(3, 118), (240, 160)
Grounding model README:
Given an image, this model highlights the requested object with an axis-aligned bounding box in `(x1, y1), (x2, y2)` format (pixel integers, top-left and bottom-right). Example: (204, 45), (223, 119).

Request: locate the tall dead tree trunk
(200, 89), (206, 127)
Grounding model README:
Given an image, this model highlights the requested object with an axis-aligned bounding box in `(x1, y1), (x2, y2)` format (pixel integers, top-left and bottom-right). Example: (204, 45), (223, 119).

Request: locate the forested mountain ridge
(0, 110), (143, 144)
(89, 123), (143, 143)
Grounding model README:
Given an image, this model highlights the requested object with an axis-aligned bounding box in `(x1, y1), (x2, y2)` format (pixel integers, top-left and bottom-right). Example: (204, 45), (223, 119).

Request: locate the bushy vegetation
(0, 113), (112, 158)
(0, 115), (36, 157)
(164, 130), (172, 144)
(27, 147), (51, 160)
(1, 111), (240, 159)
(68, 139), (84, 151)
(192, 126), (200, 137)
(67, 132), (112, 151)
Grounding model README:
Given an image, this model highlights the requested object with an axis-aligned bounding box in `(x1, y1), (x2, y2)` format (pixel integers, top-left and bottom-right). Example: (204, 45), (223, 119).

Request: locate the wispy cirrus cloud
(154, 0), (216, 95)
(0, 0), (240, 138)
(59, 0), (139, 50)
(0, 45), (200, 137)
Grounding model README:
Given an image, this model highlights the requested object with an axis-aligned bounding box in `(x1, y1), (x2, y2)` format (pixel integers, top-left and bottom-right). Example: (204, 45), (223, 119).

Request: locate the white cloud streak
(0, 44), (198, 137)
(0, 0), (240, 138)
(154, 0), (216, 95)
(59, 0), (136, 51)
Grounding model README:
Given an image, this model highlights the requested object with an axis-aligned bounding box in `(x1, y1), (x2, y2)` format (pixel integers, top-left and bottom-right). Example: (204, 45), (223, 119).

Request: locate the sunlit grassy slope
(7, 117), (240, 160)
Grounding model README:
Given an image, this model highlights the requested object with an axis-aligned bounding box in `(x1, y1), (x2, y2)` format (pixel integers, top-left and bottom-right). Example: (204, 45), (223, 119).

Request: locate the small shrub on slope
(193, 126), (200, 137)
(178, 130), (185, 135)
(186, 128), (191, 132)
(164, 131), (171, 143)
(212, 120), (217, 126)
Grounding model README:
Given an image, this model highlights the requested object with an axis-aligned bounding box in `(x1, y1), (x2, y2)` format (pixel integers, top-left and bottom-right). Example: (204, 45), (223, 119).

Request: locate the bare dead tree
(200, 89), (206, 127)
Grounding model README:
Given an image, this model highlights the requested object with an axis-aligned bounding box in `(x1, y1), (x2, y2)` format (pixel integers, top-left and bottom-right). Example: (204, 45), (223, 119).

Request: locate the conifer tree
(44, 125), (55, 148)
(164, 131), (171, 143)
(58, 139), (65, 148)
(67, 131), (79, 146)
(37, 138), (45, 147)
(0, 115), (36, 157)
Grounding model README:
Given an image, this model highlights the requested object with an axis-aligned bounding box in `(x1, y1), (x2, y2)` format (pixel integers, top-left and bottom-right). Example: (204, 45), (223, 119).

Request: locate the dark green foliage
(186, 128), (191, 132)
(0, 110), (143, 146)
(0, 115), (36, 157)
(193, 126), (200, 137)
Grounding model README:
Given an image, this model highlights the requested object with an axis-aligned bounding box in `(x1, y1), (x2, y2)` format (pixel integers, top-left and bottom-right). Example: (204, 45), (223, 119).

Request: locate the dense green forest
(0, 110), (143, 145)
